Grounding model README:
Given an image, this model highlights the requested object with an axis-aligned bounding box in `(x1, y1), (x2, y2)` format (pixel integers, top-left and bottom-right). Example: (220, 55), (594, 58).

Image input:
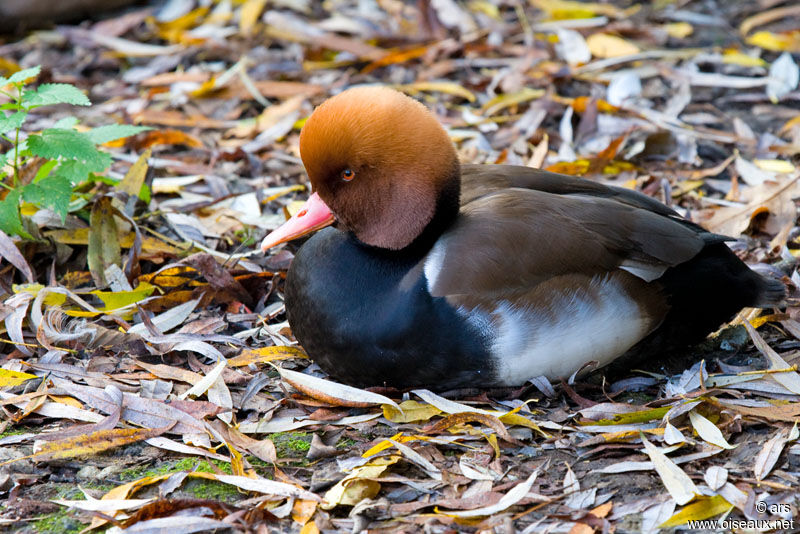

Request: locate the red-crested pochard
(261, 86), (785, 390)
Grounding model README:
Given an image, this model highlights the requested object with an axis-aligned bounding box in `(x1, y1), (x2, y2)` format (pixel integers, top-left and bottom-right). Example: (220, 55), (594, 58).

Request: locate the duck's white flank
(459, 274), (653, 385)
(423, 239), (448, 291)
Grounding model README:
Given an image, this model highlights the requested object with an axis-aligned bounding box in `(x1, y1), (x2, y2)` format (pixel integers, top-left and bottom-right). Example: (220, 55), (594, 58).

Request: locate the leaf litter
(0, 0), (800, 532)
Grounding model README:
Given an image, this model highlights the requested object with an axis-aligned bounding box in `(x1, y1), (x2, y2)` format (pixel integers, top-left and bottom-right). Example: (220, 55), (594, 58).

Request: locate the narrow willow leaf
(278, 366), (401, 410)
(688, 410), (737, 449)
(0, 369), (38, 388)
(438, 469), (539, 517)
(32, 425), (172, 461)
(87, 197), (121, 288)
(661, 495), (733, 527)
(640, 433), (698, 505)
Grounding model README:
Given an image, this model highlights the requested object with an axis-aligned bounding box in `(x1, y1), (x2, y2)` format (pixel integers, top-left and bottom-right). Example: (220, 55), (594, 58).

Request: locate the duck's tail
(752, 274), (786, 308)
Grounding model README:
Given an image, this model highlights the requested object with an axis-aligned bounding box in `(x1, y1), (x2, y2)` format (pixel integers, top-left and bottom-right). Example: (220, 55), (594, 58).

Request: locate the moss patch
(118, 458), (232, 481)
(0, 425), (33, 438)
(269, 432), (312, 457)
(336, 437), (356, 449)
(34, 510), (85, 534)
(182, 478), (241, 502)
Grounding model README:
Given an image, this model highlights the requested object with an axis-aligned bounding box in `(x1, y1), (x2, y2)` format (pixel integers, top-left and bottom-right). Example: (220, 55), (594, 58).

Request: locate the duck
(260, 86), (785, 390)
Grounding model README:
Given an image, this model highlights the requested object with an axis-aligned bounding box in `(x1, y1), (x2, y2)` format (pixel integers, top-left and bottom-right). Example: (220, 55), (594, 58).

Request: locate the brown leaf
(423, 412), (520, 445)
(31, 424), (173, 461)
(87, 196), (121, 288)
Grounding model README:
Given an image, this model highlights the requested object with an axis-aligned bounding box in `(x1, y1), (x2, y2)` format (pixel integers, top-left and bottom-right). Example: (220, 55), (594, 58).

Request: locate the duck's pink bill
(261, 192), (336, 252)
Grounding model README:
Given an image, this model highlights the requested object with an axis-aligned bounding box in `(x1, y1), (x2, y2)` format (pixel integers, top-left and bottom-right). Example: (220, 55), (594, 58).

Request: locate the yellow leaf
(468, 0), (500, 19)
(240, 0), (267, 34)
(664, 22), (693, 39)
(397, 82), (476, 102)
(47, 395), (84, 409)
(292, 499), (317, 525)
(383, 400), (442, 423)
(321, 456), (398, 509)
(722, 50), (767, 68)
(155, 7), (209, 38)
(530, 0), (631, 19)
(228, 346), (308, 367)
(0, 57), (21, 76)
(661, 495), (733, 527)
(546, 160), (591, 175)
(299, 521), (320, 534)
(32, 426), (172, 461)
(779, 115), (800, 136)
(586, 33), (640, 58)
(262, 184), (305, 204)
(485, 432), (500, 458)
(44, 229), (183, 256)
(117, 148), (151, 198)
(570, 95), (620, 113)
(229, 441), (246, 477)
(90, 283), (157, 311)
(746, 31), (800, 53)
(13, 283), (66, 307)
(482, 88), (546, 115)
(754, 159), (795, 173)
(0, 369), (38, 388)
(88, 473), (173, 529)
(585, 406), (670, 426)
(498, 412), (550, 438)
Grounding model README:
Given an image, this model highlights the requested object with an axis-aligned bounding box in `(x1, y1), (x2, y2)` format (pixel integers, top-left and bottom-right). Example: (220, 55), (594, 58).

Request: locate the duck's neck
(372, 170), (461, 259)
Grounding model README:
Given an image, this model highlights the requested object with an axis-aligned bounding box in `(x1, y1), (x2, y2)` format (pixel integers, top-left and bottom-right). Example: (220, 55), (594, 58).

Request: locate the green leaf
(22, 175), (72, 221)
(53, 159), (107, 186)
(87, 124), (151, 145)
(22, 83), (90, 107)
(0, 189), (27, 237)
(0, 111), (26, 135)
(28, 129), (110, 168)
(33, 159), (58, 182)
(2, 66), (41, 86)
(53, 117), (80, 129)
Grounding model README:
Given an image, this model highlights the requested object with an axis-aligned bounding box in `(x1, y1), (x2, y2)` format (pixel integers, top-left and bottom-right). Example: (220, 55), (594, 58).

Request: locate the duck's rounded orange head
(261, 86), (460, 252)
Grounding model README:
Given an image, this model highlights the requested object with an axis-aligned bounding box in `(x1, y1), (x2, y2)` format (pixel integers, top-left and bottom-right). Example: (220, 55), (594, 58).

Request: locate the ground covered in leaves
(1, 0), (800, 532)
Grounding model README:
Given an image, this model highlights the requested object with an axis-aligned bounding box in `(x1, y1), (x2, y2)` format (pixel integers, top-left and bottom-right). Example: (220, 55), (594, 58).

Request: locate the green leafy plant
(0, 66), (150, 237)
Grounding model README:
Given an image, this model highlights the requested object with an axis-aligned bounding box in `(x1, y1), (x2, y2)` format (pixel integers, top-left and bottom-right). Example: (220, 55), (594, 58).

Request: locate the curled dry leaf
(753, 424), (798, 481)
(277, 366), (401, 410)
(704, 465), (727, 490)
(437, 469), (539, 517)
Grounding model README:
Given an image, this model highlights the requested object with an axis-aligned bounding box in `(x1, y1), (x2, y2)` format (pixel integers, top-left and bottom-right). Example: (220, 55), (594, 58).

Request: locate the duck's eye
(341, 168), (355, 181)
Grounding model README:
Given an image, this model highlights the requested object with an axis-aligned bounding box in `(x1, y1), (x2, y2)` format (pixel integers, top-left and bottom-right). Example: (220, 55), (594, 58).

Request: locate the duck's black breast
(284, 227), (494, 389)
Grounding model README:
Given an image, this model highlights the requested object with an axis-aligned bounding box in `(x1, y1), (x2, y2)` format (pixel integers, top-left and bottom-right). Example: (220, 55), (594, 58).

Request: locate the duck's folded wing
(460, 164), (700, 228)
(425, 188), (717, 297)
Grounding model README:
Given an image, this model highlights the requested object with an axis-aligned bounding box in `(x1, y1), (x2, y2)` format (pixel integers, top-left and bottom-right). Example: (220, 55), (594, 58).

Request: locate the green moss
(182, 479), (241, 502)
(336, 438), (356, 449)
(269, 432), (312, 457)
(56, 486), (86, 500)
(0, 425), (33, 438)
(81, 481), (114, 493)
(119, 458), (231, 481)
(34, 509), (84, 534)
